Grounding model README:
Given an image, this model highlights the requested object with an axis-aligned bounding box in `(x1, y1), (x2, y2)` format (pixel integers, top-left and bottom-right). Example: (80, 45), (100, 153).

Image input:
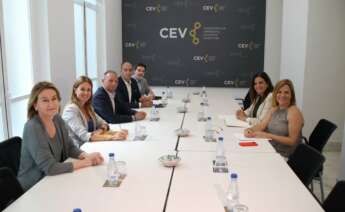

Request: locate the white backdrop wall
(280, 0), (309, 109)
(302, 0), (345, 145)
(30, 0), (51, 82)
(264, 0), (282, 84)
(104, 0), (122, 74)
(46, 0), (76, 106)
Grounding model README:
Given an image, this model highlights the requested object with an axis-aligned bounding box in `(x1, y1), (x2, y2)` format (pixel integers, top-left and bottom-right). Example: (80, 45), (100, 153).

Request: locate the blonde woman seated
(18, 82), (103, 191)
(236, 72), (273, 126)
(244, 79), (304, 158)
(62, 76), (127, 147)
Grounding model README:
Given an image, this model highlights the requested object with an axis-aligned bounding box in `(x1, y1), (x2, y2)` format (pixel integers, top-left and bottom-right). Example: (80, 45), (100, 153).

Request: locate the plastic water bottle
(150, 105), (159, 121)
(107, 153), (119, 185)
(202, 104), (208, 119)
(167, 86), (173, 98)
(226, 173), (239, 212)
(215, 137), (227, 166)
(201, 86), (206, 96)
(162, 91), (168, 105)
(201, 87), (208, 105)
(205, 117), (214, 141)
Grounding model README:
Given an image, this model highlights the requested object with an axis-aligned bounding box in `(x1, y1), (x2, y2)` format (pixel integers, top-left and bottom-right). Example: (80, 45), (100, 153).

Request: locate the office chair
(0, 136), (22, 175)
(302, 119), (337, 202)
(287, 143), (325, 187)
(0, 167), (23, 210)
(323, 181), (345, 212)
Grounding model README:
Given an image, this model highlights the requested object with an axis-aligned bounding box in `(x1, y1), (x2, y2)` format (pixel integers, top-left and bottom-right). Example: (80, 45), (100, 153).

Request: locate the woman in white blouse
(63, 76), (127, 147)
(236, 72), (274, 126)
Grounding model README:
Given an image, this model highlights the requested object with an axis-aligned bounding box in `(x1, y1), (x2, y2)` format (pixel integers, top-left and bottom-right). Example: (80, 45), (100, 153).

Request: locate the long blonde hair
(27, 81), (61, 119)
(272, 79), (296, 107)
(70, 76), (96, 120)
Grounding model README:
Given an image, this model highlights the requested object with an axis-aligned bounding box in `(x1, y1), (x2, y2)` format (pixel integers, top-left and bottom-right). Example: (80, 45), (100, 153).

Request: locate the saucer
(159, 155), (181, 167)
(177, 106), (188, 113)
(174, 128), (190, 137)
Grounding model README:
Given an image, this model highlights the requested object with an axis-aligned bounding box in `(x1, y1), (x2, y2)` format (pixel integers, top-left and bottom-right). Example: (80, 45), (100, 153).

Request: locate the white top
(244, 92), (273, 126)
(123, 77), (132, 102)
(104, 87), (116, 112)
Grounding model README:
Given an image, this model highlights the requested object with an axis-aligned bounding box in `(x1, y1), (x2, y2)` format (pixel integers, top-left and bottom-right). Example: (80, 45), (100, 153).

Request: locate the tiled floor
(311, 151), (341, 202)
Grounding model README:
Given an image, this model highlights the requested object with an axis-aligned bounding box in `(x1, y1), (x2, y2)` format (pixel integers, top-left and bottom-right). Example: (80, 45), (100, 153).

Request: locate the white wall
(46, 0), (76, 106)
(264, 0), (282, 84)
(30, 0), (51, 82)
(104, 0), (122, 73)
(280, 0), (309, 108)
(302, 0), (345, 143)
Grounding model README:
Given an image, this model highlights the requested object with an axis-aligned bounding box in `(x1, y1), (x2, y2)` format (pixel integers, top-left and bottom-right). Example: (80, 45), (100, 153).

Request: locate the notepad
(233, 133), (271, 141)
(224, 115), (250, 128)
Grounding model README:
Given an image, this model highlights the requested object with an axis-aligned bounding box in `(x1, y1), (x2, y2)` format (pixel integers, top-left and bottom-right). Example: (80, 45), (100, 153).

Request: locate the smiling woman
(17, 81), (104, 191)
(244, 79), (304, 158)
(236, 72), (274, 126)
(62, 76), (127, 147)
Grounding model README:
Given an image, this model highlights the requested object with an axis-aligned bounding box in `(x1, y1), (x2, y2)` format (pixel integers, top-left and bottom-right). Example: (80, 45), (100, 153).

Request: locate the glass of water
(233, 204), (248, 212)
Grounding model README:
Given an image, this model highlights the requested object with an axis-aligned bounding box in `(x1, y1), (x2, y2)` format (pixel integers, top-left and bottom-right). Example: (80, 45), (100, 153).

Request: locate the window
(74, 0), (101, 88)
(1, 0), (34, 137)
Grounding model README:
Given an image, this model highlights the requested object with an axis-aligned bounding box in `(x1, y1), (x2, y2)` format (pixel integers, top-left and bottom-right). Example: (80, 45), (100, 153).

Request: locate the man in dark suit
(117, 62), (152, 108)
(93, 70), (146, 123)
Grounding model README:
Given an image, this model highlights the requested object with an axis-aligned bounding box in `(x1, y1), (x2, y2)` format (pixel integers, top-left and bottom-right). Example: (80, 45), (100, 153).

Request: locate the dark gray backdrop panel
(122, 0), (266, 87)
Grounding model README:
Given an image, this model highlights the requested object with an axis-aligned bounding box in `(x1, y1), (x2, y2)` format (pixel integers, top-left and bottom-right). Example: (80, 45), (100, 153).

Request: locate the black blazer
(116, 77), (142, 108)
(92, 87), (135, 124)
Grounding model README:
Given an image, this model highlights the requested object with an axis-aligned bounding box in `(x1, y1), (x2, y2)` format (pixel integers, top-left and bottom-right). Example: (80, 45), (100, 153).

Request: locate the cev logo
(193, 54), (209, 63)
(124, 41), (146, 49)
(159, 28), (188, 39)
(202, 4), (224, 13)
(238, 41), (261, 50)
(224, 80), (235, 86)
(145, 4), (161, 13)
(189, 22), (202, 45)
(174, 80), (185, 85)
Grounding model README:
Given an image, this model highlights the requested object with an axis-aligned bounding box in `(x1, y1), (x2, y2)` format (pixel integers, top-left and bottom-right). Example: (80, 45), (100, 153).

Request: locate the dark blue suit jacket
(116, 77), (142, 108)
(92, 87), (135, 124)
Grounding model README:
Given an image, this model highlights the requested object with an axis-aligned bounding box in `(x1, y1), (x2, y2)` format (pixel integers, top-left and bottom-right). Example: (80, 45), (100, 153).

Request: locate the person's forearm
(264, 132), (298, 146)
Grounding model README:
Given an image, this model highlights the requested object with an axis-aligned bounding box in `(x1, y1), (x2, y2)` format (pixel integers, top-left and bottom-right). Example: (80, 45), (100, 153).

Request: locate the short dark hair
(121, 61), (132, 68)
(135, 63), (146, 70)
(103, 70), (117, 77)
(249, 72), (273, 102)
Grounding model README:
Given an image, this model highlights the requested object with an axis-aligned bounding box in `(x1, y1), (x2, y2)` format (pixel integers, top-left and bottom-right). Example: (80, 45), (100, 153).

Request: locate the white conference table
(167, 151), (324, 212)
(5, 142), (176, 212)
(4, 87), (324, 212)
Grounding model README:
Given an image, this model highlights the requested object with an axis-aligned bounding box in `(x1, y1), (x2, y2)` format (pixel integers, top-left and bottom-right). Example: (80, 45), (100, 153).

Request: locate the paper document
(234, 133), (271, 141)
(224, 115), (250, 128)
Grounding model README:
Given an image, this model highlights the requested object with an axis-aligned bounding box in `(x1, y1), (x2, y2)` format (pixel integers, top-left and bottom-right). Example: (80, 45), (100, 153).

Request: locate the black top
(116, 77), (142, 108)
(93, 87), (136, 124)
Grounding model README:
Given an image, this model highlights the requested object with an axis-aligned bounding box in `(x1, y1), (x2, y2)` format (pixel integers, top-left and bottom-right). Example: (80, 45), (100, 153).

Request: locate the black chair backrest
(323, 181), (345, 212)
(0, 136), (22, 175)
(308, 119), (337, 152)
(242, 90), (251, 110)
(0, 167), (23, 210)
(287, 144), (325, 186)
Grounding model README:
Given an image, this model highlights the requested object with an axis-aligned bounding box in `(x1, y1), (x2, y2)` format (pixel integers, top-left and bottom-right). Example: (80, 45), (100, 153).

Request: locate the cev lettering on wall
(159, 28), (188, 39)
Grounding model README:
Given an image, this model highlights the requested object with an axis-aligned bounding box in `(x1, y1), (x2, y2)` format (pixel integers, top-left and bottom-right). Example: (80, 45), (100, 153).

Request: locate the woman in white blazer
(236, 72), (274, 126)
(62, 76), (127, 147)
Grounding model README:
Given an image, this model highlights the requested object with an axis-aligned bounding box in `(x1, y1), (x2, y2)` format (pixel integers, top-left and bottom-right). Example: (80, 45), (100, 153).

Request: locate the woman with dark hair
(18, 81), (103, 191)
(236, 72), (274, 125)
(244, 79), (304, 158)
(62, 76), (127, 147)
